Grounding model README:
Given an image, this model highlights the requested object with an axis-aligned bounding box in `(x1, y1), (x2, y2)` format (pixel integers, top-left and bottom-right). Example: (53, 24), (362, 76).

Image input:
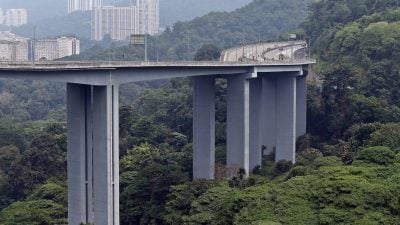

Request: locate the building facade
(0, 32), (28, 61)
(92, 6), (139, 41)
(34, 37), (80, 61)
(134, 0), (159, 35)
(5, 9), (28, 27)
(91, 0), (159, 41)
(68, 0), (102, 13)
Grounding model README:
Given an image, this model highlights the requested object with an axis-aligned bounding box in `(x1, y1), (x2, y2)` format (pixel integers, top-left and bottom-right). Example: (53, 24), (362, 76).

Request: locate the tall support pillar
(260, 76), (276, 155)
(92, 85), (120, 225)
(193, 76), (216, 179)
(275, 75), (297, 163)
(296, 75), (307, 137)
(67, 84), (94, 225)
(227, 75), (250, 175)
(249, 78), (262, 171)
(67, 84), (119, 225)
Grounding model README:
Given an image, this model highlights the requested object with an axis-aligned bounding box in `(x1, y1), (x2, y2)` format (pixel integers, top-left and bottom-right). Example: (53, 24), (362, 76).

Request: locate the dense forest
(1, 0), (400, 224)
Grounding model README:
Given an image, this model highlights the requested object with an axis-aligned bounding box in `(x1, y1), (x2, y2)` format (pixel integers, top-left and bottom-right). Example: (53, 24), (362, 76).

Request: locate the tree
(194, 44), (221, 61)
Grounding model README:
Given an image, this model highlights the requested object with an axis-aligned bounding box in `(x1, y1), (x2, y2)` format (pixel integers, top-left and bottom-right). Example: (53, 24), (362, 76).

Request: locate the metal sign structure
(130, 34), (148, 62)
(130, 34), (145, 45)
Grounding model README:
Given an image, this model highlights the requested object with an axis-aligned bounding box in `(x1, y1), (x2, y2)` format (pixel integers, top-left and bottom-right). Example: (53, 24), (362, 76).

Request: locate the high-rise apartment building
(0, 31), (28, 61)
(134, 0), (159, 35)
(91, 0), (159, 41)
(92, 6), (139, 41)
(34, 37), (80, 61)
(68, 0), (102, 13)
(5, 9), (28, 27)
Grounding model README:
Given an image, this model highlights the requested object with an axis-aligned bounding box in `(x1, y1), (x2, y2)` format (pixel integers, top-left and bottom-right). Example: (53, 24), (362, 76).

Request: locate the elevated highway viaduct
(0, 58), (315, 225)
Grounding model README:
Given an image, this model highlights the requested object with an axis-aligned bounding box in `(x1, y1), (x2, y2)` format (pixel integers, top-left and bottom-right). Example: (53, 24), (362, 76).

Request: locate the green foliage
(0, 200), (66, 225)
(120, 144), (189, 225)
(164, 180), (217, 225)
(357, 146), (396, 165)
(368, 123), (400, 151)
(274, 160), (293, 175)
(287, 166), (310, 179)
(27, 182), (67, 206)
(314, 156), (343, 168)
(194, 44), (221, 61)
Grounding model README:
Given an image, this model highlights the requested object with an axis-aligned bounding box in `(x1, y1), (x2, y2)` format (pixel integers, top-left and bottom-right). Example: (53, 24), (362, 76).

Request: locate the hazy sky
(0, 0), (253, 26)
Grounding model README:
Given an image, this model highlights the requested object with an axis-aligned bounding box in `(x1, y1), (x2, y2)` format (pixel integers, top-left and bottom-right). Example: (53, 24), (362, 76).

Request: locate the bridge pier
(275, 74), (297, 163)
(260, 76), (276, 156)
(193, 76), (216, 179)
(258, 73), (302, 163)
(226, 74), (251, 175)
(249, 78), (262, 171)
(67, 84), (120, 225)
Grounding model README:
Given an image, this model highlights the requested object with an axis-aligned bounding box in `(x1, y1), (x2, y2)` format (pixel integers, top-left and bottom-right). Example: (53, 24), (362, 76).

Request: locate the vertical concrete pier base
(227, 75), (250, 176)
(193, 76), (216, 179)
(275, 75), (297, 163)
(249, 78), (262, 171)
(296, 76), (307, 137)
(67, 83), (119, 225)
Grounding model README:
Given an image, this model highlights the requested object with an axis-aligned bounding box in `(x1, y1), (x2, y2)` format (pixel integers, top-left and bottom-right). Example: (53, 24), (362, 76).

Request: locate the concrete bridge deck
(0, 60), (315, 85)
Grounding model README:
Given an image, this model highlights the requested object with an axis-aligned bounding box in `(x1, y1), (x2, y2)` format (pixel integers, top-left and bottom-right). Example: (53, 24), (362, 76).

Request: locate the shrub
(395, 153), (400, 163)
(274, 160), (293, 175)
(287, 166), (310, 179)
(357, 146), (395, 165)
(314, 156), (343, 168)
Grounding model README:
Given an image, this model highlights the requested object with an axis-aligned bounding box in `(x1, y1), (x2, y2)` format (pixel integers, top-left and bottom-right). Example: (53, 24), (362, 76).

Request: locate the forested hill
(73, 0), (310, 61)
(303, 0), (400, 140)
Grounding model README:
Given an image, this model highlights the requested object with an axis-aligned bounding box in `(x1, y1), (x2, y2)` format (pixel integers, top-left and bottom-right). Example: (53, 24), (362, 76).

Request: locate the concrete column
(92, 85), (120, 225)
(260, 76), (276, 155)
(275, 75), (297, 163)
(193, 76), (215, 179)
(249, 78), (262, 171)
(227, 75), (250, 175)
(67, 83), (94, 225)
(296, 75), (307, 137)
